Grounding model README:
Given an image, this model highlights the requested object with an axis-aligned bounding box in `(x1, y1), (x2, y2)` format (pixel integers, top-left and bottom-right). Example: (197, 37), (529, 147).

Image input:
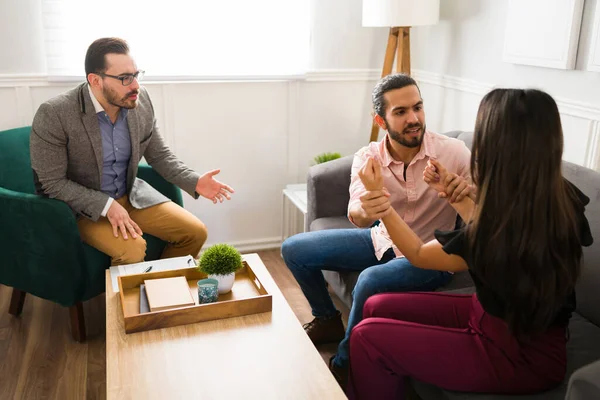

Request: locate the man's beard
(103, 86), (139, 109)
(388, 122), (425, 148)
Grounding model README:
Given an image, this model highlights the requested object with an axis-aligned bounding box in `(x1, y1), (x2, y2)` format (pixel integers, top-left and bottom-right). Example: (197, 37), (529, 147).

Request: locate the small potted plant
(197, 244), (243, 294)
(312, 152), (341, 165)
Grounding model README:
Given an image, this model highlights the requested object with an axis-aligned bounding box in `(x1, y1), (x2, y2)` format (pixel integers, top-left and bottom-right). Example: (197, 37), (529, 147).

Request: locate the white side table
(281, 183), (308, 242)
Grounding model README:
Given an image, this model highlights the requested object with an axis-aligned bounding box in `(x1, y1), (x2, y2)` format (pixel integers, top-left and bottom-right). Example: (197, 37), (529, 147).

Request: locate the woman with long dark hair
(348, 88), (593, 399)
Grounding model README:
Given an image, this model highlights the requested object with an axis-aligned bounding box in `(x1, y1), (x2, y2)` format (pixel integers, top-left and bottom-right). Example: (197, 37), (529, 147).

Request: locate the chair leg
(8, 288), (26, 316)
(69, 302), (86, 342)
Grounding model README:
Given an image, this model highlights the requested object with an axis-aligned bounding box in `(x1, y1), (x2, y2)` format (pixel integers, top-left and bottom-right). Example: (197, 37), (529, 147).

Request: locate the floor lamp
(363, 0), (440, 143)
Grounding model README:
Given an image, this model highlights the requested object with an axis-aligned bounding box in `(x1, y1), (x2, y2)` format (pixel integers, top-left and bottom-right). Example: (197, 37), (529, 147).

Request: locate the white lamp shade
(362, 0), (440, 27)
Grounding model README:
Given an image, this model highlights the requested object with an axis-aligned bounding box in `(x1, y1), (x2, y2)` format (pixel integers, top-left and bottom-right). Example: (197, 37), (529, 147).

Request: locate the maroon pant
(348, 292), (567, 400)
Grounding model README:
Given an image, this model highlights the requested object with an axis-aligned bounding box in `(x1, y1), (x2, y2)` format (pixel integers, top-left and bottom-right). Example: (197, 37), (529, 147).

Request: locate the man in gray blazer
(30, 37), (234, 265)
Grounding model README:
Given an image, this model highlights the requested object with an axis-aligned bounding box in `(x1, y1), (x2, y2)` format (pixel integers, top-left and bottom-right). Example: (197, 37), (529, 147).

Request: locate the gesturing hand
(106, 200), (143, 240)
(423, 159), (472, 203)
(423, 159), (448, 194)
(358, 157), (384, 191)
(196, 169), (235, 204)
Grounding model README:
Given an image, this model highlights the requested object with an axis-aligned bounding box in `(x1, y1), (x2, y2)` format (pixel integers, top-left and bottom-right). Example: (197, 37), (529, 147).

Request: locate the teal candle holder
(197, 278), (219, 304)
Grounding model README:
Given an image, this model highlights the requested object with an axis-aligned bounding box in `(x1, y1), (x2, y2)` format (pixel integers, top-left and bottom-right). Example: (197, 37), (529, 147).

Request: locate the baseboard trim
(203, 237), (282, 254)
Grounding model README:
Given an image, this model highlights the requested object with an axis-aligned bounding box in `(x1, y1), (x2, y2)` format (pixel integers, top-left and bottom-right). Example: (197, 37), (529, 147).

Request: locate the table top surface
(105, 253), (346, 400)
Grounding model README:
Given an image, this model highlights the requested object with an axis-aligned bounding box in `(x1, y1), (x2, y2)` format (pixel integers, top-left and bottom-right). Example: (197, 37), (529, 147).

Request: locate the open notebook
(109, 255), (197, 293)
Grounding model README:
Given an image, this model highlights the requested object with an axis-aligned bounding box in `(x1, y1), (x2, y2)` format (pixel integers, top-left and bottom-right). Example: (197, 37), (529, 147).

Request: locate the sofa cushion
(310, 216), (355, 231)
(439, 271), (474, 292)
(566, 359), (600, 400)
(323, 270), (358, 309)
(562, 161), (600, 326)
(412, 312), (600, 400)
(443, 130), (475, 150)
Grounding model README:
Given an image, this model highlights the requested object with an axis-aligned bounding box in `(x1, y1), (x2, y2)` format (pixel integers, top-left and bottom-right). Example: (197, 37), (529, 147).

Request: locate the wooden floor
(0, 249), (350, 400)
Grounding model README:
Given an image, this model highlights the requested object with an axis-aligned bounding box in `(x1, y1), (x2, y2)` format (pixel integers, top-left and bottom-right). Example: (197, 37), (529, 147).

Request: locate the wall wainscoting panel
(1, 70), (599, 250)
(412, 70), (600, 170)
(585, 121), (600, 170)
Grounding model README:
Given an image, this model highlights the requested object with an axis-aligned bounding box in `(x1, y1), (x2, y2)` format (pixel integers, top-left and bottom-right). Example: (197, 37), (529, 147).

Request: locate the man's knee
(281, 233), (310, 269)
(187, 219), (208, 256)
(280, 236), (294, 263)
(114, 237), (147, 265)
(353, 268), (381, 301)
(194, 220), (208, 245)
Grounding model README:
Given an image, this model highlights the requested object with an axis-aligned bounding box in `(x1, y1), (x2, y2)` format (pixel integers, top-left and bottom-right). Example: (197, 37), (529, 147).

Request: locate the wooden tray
(117, 261), (272, 334)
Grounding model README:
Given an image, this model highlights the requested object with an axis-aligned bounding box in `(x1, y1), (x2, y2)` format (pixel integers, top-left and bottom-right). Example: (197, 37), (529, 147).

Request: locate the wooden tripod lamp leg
(370, 28), (399, 143)
(397, 27), (411, 75)
(382, 27), (399, 77)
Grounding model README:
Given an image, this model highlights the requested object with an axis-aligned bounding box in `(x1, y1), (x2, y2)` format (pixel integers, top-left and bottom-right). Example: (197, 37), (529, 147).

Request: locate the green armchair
(0, 126), (183, 341)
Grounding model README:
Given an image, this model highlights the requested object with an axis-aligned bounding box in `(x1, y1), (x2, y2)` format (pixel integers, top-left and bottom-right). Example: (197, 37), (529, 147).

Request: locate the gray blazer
(30, 83), (200, 221)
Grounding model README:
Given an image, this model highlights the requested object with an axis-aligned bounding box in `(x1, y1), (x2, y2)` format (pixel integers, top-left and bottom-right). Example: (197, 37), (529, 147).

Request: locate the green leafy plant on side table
(197, 244), (243, 294)
(313, 152), (341, 165)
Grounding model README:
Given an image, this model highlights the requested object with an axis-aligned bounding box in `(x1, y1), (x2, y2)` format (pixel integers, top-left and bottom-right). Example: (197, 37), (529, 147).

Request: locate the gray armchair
(305, 131), (600, 400)
(306, 132), (475, 308)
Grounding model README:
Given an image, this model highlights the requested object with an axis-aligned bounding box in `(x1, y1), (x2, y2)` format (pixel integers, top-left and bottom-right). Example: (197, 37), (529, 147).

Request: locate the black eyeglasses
(96, 70), (145, 86)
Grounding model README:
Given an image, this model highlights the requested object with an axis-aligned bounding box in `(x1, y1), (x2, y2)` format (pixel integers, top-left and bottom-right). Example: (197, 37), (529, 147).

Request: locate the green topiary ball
(198, 244), (243, 276)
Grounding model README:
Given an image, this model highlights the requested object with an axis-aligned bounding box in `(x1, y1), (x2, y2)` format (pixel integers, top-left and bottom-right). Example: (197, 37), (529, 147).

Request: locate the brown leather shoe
(302, 311), (345, 345)
(329, 355), (349, 392)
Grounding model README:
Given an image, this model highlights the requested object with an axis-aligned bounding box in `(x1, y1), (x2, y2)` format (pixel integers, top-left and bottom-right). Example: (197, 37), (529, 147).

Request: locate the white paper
(109, 255), (197, 293)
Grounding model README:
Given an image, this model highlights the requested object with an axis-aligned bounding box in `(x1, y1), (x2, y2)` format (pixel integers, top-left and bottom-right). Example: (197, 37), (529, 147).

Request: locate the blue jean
(281, 228), (452, 367)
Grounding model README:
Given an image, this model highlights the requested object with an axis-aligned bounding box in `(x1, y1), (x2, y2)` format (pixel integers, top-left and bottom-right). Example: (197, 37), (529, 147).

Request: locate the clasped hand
(423, 159), (473, 203)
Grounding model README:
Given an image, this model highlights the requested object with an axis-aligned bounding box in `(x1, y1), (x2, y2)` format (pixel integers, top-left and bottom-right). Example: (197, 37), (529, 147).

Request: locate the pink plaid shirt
(348, 131), (472, 260)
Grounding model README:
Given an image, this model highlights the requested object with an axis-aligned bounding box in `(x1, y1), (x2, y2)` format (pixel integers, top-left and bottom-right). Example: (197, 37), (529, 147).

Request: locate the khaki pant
(77, 196), (207, 266)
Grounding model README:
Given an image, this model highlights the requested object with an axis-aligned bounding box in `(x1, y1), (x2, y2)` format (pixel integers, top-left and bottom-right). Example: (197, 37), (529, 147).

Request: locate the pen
(144, 266), (153, 273)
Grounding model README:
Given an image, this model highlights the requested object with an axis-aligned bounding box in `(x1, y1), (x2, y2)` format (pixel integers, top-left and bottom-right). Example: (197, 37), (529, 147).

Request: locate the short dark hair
(372, 73), (420, 118)
(85, 37), (130, 82)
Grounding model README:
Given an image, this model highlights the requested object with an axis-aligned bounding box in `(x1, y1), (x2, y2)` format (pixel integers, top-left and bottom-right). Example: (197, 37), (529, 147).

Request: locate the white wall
(412, 0), (600, 104)
(0, 78), (378, 250)
(309, 0), (387, 70)
(410, 0), (600, 169)
(0, 0), (388, 251)
(2, 0), (600, 251)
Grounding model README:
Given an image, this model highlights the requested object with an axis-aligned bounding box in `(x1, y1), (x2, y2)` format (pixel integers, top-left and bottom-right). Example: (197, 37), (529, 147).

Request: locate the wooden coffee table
(105, 253), (347, 399)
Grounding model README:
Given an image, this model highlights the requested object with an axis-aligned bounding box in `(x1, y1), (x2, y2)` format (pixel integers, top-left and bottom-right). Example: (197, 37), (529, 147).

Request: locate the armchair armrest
(137, 164), (183, 207)
(0, 186), (88, 306)
(306, 155), (353, 231)
(566, 359), (600, 400)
